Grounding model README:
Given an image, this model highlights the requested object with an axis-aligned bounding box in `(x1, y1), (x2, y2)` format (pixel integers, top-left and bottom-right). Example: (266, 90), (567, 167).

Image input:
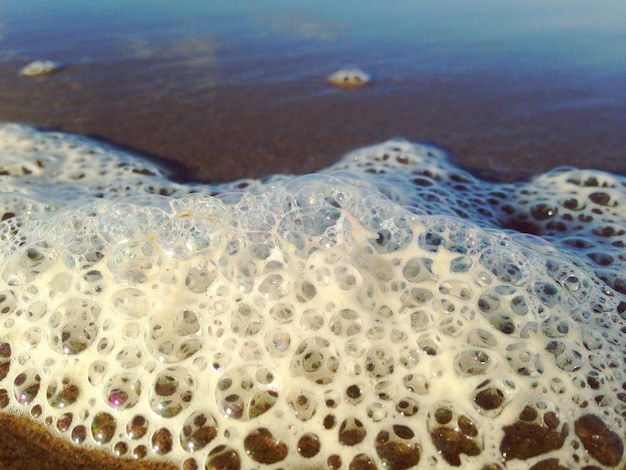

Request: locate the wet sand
(0, 63), (624, 184)
(0, 413), (176, 470)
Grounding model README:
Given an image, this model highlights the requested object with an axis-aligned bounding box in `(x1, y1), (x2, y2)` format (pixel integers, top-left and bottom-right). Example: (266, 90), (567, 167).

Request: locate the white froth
(0, 123), (624, 469)
(19, 60), (62, 77)
(328, 68), (371, 88)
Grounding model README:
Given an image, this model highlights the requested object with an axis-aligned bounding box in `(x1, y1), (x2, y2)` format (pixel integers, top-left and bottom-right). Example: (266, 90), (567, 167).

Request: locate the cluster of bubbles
(19, 60), (62, 77)
(0, 123), (624, 469)
(327, 68), (371, 88)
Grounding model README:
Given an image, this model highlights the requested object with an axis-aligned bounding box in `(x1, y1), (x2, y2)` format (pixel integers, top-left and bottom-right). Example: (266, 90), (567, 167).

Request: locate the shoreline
(0, 65), (624, 184)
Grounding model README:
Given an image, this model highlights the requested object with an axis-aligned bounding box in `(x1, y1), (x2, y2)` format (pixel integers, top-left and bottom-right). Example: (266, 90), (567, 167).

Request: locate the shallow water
(0, 0), (624, 181)
(3, 0), (626, 76)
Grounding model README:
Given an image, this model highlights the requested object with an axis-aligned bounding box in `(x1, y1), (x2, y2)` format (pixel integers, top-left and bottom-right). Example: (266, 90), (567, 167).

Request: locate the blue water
(3, 0), (625, 80)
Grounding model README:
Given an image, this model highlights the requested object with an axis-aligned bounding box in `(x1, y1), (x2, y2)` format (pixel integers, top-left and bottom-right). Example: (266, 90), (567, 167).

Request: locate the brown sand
(0, 64), (624, 183)
(0, 413), (176, 470)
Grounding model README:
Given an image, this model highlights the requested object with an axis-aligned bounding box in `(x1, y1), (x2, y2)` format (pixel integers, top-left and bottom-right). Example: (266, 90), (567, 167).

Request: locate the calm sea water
(0, 0), (624, 181)
(3, 0), (625, 80)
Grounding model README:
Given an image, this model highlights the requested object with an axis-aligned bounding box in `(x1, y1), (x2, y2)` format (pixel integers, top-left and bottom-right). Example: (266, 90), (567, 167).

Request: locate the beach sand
(0, 413), (177, 470)
(0, 63), (624, 184)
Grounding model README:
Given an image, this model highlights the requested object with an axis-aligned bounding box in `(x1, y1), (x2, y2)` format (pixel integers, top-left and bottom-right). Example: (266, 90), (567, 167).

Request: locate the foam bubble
(0, 123), (625, 468)
(328, 68), (371, 88)
(19, 60), (62, 77)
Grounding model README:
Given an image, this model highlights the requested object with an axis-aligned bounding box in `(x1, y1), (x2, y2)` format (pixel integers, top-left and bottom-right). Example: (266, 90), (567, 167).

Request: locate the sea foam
(0, 123), (624, 469)
(19, 60), (62, 77)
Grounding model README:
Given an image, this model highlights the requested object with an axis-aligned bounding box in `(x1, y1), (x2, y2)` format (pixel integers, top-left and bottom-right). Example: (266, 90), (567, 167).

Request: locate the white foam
(19, 60), (62, 77)
(328, 68), (371, 88)
(0, 124), (624, 469)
